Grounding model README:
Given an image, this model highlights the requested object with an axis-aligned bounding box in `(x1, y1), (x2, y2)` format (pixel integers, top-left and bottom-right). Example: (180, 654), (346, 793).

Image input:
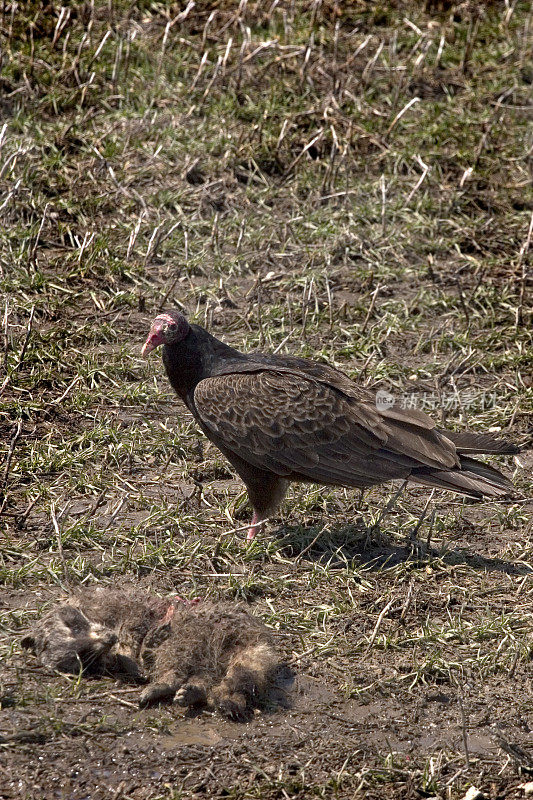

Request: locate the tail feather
(459, 455), (515, 491)
(440, 430), (520, 456)
(411, 454), (515, 499)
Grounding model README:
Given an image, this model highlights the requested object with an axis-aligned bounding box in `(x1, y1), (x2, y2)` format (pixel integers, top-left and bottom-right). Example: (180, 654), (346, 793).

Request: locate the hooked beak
(141, 321), (165, 356)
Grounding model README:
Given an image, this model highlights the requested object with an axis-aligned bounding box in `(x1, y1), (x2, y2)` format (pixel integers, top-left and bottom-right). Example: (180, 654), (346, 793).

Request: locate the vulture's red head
(141, 311), (190, 356)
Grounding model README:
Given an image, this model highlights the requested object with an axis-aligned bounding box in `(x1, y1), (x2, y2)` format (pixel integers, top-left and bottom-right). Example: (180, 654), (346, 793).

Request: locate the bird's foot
(246, 513), (263, 541)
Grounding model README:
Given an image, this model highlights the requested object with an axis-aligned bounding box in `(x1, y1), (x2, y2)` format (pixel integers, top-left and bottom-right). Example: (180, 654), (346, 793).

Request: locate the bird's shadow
(272, 522), (532, 577)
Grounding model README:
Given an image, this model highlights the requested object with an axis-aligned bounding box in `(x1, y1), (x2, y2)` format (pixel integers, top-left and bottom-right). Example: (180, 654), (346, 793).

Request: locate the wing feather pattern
(193, 371), (459, 489)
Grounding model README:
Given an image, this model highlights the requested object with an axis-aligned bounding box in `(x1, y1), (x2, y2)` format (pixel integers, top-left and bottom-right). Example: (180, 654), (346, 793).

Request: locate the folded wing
(193, 371), (460, 489)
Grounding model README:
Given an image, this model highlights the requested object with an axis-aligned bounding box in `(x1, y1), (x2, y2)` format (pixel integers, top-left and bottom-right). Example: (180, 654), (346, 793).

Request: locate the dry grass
(0, 1), (532, 798)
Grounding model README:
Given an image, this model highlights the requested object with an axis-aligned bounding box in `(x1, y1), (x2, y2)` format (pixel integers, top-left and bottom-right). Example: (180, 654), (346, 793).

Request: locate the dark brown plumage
(142, 310), (518, 540)
(22, 589), (286, 720)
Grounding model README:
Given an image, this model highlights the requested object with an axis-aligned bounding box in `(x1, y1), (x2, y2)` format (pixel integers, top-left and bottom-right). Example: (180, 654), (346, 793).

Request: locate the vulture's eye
(168, 322), (177, 331)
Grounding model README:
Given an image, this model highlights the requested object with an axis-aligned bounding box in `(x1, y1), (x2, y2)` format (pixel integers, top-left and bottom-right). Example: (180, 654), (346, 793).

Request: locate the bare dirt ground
(1, 1), (532, 798)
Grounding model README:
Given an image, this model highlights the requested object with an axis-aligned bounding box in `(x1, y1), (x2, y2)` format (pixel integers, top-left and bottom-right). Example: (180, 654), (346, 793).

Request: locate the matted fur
(21, 589), (288, 720)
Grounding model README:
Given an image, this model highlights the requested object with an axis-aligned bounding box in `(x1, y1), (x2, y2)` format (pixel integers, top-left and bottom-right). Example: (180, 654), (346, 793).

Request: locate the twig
(406, 155), (430, 203)
(515, 209), (533, 328)
(272, 333), (292, 355)
(126, 212), (145, 260)
(444, 768), (467, 788)
(458, 695), (470, 768)
(399, 580), (415, 625)
(380, 174), (386, 235)
(2, 300), (9, 377)
(460, 13), (480, 74)
(103, 496), (127, 530)
(283, 129), (323, 178)
(295, 525), (328, 563)
(362, 40), (384, 84)
(374, 480), (408, 528)
(455, 278), (470, 326)
(0, 305), (35, 396)
(367, 598), (398, 650)
(288, 633), (337, 666)
(17, 493), (40, 526)
(108, 694), (139, 709)
(51, 503), (69, 586)
(48, 376), (81, 406)
(410, 488), (436, 540)
(361, 285), (381, 334)
(215, 518), (272, 538)
(385, 97), (420, 137)
(30, 203), (50, 263)
(0, 420), (22, 514)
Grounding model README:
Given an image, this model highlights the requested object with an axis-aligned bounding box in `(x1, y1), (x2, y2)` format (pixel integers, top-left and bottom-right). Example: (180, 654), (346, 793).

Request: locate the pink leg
(246, 512), (263, 541)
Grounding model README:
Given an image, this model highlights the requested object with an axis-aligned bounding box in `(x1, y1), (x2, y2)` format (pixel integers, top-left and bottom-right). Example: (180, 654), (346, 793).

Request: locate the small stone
(462, 789), (484, 800)
(521, 783), (533, 796)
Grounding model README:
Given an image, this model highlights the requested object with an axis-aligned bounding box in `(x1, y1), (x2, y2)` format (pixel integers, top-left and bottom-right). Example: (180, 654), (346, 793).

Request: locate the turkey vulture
(142, 311), (518, 540)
